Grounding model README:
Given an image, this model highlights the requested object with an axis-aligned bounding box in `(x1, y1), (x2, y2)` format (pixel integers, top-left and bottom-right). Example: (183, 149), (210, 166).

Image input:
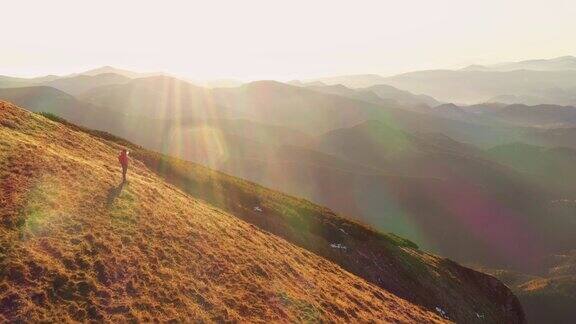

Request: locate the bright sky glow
(2, 0), (576, 80)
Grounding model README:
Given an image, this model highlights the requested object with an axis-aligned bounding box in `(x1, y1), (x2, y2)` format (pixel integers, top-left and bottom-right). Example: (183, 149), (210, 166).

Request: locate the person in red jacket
(118, 149), (129, 182)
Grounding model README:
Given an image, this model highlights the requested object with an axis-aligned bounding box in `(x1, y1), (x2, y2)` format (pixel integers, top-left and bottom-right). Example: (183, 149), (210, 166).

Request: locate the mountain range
(381, 69), (576, 105)
(294, 56), (576, 106)
(2, 60), (576, 322)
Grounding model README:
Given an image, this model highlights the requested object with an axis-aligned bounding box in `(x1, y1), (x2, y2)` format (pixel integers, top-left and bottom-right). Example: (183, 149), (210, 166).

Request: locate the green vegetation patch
(18, 177), (62, 239)
(276, 292), (321, 322)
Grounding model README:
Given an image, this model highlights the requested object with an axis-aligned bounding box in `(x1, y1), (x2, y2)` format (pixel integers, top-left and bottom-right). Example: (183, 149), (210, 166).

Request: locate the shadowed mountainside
(482, 250), (576, 324)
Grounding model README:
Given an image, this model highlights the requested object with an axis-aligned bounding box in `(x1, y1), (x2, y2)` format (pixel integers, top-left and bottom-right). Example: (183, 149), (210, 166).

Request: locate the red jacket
(118, 151), (129, 167)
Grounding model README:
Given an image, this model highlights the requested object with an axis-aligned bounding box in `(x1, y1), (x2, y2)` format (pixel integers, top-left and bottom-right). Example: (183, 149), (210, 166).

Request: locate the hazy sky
(2, 0), (575, 80)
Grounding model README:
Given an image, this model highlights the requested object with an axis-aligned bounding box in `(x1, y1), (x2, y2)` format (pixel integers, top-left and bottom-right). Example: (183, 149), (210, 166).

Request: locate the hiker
(118, 149), (129, 182)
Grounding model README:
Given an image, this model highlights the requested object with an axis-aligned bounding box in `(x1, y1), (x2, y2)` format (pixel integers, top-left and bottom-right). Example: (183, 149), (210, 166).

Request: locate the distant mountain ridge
(463, 56), (576, 72)
(304, 83), (440, 110)
(42, 73), (131, 96)
(382, 69), (576, 105)
(286, 56), (576, 106)
(294, 74), (389, 88)
(0, 66), (240, 94)
(79, 65), (164, 78)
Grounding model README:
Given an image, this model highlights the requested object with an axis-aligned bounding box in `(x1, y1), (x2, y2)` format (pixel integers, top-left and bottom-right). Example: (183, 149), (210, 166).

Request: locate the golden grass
(0, 102), (447, 322)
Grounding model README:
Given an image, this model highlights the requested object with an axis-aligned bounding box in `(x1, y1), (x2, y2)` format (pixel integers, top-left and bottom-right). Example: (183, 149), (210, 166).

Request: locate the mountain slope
(0, 101), (448, 322)
(0, 101), (526, 323)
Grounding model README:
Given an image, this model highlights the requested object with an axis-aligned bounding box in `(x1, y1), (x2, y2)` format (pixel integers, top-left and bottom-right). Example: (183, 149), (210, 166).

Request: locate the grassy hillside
(0, 101), (448, 322)
(1, 101), (528, 323)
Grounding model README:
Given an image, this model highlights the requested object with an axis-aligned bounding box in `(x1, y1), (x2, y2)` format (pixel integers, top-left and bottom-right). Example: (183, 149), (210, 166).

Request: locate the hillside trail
(0, 102), (447, 322)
